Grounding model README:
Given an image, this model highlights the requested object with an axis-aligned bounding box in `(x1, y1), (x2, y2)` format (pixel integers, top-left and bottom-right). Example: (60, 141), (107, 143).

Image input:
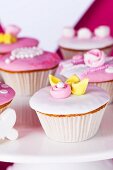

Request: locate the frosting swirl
(50, 82), (71, 99)
(84, 49), (105, 67)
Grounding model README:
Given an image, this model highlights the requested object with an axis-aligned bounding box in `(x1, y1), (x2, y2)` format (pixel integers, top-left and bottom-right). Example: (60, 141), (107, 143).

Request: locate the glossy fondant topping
(59, 26), (113, 50)
(30, 85), (109, 115)
(0, 49), (61, 72)
(0, 82), (15, 106)
(58, 50), (113, 82)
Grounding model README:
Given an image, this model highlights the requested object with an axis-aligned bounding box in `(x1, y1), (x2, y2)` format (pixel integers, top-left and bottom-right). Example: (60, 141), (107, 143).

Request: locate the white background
(0, 0), (93, 51)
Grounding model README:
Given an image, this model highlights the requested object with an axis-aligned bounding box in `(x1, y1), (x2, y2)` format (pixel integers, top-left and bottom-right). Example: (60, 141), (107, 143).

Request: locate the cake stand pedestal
(1, 101), (113, 170)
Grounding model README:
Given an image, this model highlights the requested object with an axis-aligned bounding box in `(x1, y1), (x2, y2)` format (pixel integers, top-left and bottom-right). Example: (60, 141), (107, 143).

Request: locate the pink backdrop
(1, 0), (113, 169)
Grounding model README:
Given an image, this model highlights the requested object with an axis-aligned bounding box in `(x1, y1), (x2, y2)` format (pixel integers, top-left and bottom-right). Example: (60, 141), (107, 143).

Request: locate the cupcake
(56, 49), (113, 103)
(0, 24), (38, 55)
(0, 47), (61, 95)
(29, 75), (109, 142)
(59, 26), (113, 59)
(0, 82), (15, 113)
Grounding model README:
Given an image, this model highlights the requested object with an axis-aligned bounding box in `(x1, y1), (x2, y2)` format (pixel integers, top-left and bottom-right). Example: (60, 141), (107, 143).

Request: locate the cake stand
(1, 96), (113, 170)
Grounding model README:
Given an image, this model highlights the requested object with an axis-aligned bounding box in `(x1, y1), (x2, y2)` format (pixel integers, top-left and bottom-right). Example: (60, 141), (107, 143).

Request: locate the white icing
(5, 46), (44, 64)
(30, 86), (109, 115)
(56, 82), (65, 88)
(105, 66), (113, 73)
(0, 89), (8, 94)
(59, 36), (113, 50)
(94, 26), (110, 38)
(60, 61), (88, 78)
(63, 27), (75, 38)
(77, 28), (92, 39)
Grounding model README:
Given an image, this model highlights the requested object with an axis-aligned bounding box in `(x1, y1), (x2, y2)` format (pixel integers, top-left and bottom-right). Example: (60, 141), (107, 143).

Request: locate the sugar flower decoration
(49, 75), (89, 98)
(0, 24), (21, 44)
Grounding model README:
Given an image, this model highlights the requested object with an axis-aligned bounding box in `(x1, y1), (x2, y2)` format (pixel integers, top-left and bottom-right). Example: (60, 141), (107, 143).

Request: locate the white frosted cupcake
(0, 47), (60, 95)
(30, 75), (109, 142)
(56, 49), (113, 103)
(59, 26), (113, 59)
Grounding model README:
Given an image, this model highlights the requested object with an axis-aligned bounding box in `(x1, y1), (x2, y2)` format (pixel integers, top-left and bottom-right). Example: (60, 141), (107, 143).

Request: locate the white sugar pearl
(5, 59), (11, 64)
(1, 84), (9, 88)
(57, 82), (65, 88)
(10, 55), (15, 60)
(0, 89), (8, 94)
(105, 66), (113, 73)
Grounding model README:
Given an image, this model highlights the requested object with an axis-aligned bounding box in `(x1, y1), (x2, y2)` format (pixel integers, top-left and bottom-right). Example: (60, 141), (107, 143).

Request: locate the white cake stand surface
(0, 101), (113, 169)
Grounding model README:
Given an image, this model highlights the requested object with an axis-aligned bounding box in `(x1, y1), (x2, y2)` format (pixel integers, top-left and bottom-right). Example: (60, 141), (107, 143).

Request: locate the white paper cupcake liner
(90, 81), (113, 103)
(60, 46), (113, 60)
(36, 105), (107, 142)
(1, 68), (56, 96)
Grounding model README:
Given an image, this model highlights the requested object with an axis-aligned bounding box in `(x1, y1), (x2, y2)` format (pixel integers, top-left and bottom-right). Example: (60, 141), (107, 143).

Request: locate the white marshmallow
(94, 26), (110, 38)
(77, 28), (92, 39)
(63, 27), (75, 38)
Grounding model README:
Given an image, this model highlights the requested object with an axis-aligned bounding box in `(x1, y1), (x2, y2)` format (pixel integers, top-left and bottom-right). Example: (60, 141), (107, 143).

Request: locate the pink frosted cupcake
(59, 26), (113, 59)
(57, 49), (113, 103)
(0, 47), (61, 95)
(0, 82), (15, 113)
(0, 24), (38, 55)
(30, 75), (109, 142)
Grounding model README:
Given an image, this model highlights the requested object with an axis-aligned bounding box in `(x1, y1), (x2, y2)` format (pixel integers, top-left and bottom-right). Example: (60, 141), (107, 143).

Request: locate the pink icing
(0, 51), (61, 72)
(80, 64), (113, 82)
(50, 84), (71, 99)
(0, 37), (39, 53)
(84, 49), (105, 67)
(5, 25), (21, 36)
(0, 82), (15, 106)
(58, 56), (113, 82)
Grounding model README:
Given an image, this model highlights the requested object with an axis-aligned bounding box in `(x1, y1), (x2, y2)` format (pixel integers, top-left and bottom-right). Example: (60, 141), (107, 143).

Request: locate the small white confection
(105, 66), (113, 73)
(56, 82), (65, 88)
(77, 28), (92, 39)
(0, 89), (8, 94)
(0, 108), (18, 140)
(5, 58), (11, 64)
(94, 26), (110, 38)
(63, 27), (75, 38)
(9, 46), (44, 62)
